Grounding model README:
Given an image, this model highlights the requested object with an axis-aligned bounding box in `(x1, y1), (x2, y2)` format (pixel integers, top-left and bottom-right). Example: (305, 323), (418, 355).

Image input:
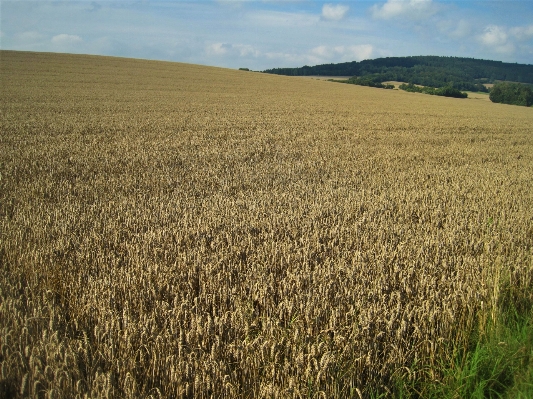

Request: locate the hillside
(263, 55), (533, 91)
(2, 50), (532, 398)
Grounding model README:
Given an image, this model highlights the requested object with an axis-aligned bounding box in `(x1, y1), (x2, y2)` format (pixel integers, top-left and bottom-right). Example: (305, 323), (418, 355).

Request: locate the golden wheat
(1, 50), (532, 398)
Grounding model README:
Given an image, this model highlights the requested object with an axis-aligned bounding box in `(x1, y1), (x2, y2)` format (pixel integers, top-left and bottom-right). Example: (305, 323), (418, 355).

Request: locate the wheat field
(1, 50), (532, 398)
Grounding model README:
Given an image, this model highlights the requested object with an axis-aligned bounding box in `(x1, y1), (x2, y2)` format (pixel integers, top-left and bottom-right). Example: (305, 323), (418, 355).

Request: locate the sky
(1, 1), (533, 70)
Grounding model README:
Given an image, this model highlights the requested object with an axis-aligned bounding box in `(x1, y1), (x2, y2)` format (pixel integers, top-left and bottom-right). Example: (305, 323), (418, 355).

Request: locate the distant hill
(263, 56), (533, 92)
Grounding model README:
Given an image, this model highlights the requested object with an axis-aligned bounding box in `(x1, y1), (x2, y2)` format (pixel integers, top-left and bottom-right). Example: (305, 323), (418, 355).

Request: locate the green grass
(379, 279), (533, 398)
(435, 311), (532, 399)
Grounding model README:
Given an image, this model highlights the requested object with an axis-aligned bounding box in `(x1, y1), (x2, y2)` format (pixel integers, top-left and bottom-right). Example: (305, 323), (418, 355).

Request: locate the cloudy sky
(1, 0), (533, 70)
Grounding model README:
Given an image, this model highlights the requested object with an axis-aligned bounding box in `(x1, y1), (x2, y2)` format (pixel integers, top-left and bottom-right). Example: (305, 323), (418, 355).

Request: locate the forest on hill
(263, 56), (533, 92)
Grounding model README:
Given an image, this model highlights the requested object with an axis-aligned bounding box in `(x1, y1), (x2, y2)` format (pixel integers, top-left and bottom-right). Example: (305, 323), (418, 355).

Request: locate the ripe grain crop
(1, 50), (532, 398)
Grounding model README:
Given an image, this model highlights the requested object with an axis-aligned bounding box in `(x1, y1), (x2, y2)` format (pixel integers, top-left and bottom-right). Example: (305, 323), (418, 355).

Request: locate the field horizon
(1, 50), (532, 398)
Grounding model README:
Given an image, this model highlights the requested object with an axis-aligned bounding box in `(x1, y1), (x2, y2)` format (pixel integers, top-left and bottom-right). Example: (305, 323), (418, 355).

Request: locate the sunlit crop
(1, 50), (532, 398)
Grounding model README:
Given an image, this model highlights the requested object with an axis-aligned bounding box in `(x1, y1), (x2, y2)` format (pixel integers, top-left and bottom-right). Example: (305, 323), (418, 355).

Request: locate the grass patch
(385, 278), (533, 399)
(434, 310), (533, 398)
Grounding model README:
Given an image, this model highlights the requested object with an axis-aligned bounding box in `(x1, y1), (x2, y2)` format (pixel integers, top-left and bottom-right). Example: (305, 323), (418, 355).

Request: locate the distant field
(466, 91), (491, 101)
(328, 80), (491, 100)
(1, 50), (532, 398)
(306, 79), (488, 100)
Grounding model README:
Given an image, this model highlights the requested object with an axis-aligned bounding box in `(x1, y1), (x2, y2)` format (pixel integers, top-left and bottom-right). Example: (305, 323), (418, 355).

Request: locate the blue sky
(1, 1), (533, 70)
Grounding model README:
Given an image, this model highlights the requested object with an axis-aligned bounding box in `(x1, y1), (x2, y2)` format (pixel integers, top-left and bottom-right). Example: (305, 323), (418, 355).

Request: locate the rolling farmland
(1, 50), (532, 398)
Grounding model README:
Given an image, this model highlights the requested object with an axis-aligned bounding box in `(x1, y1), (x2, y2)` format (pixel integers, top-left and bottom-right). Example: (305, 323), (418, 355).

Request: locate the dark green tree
(399, 83), (467, 98)
(263, 56), (533, 87)
(489, 82), (533, 106)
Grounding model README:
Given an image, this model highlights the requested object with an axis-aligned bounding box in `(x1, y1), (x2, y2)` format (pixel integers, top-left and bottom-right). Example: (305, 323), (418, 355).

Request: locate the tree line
(263, 56), (533, 91)
(399, 83), (468, 98)
(330, 75), (395, 89)
(489, 82), (533, 106)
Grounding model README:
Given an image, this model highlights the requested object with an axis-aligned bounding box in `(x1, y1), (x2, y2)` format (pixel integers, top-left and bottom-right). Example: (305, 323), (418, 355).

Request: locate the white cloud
(437, 19), (471, 39)
(478, 25), (515, 55)
(479, 25), (507, 47)
(309, 44), (373, 63)
(475, 24), (533, 57)
(476, 24), (533, 56)
(493, 43), (516, 55)
(2, 0), (532, 68)
(234, 44), (260, 57)
(248, 10), (319, 28)
(311, 45), (330, 57)
(51, 34), (83, 45)
(206, 43), (231, 55)
(510, 25), (533, 41)
(206, 42), (260, 58)
(371, 0), (438, 21)
(264, 51), (300, 63)
(322, 4), (349, 21)
(215, 0), (247, 7)
(343, 44), (374, 61)
(450, 19), (471, 39)
(251, 43), (375, 69)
